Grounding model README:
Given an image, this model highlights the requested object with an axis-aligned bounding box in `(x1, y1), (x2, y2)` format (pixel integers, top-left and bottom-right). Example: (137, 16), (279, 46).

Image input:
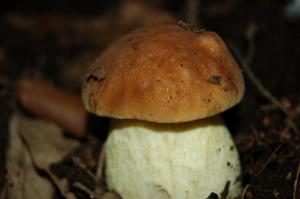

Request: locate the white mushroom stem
(105, 116), (241, 199)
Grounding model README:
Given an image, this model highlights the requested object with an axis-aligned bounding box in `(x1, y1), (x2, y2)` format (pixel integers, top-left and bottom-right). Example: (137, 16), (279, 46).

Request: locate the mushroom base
(105, 116), (241, 199)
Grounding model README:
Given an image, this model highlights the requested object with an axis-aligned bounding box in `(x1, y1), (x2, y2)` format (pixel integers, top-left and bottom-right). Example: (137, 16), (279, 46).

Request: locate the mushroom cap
(82, 24), (245, 123)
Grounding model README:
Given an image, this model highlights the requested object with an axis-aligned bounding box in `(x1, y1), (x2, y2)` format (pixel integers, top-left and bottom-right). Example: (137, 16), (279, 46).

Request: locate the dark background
(0, 0), (299, 198)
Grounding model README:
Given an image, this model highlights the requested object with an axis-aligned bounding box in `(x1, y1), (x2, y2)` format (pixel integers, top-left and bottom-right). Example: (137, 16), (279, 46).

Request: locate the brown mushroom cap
(82, 24), (245, 123)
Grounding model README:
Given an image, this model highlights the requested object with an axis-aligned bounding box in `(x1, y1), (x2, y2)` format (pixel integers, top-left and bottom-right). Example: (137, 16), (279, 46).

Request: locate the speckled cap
(82, 24), (245, 123)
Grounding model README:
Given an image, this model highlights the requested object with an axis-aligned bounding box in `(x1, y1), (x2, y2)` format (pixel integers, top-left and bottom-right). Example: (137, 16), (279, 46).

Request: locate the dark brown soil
(0, 1), (299, 198)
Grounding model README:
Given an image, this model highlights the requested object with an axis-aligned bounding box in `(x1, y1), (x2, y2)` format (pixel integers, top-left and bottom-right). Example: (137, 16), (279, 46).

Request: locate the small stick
(257, 144), (283, 175)
(293, 162), (300, 199)
(17, 77), (87, 138)
(240, 184), (250, 199)
(229, 41), (288, 114)
(229, 22), (288, 113)
(250, 126), (263, 145)
(72, 156), (96, 181)
(230, 23), (299, 133)
(186, 0), (200, 27)
(96, 144), (106, 181)
(73, 182), (95, 198)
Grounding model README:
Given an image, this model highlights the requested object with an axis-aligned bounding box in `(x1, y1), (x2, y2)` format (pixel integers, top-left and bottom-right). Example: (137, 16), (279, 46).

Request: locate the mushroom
(82, 24), (245, 199)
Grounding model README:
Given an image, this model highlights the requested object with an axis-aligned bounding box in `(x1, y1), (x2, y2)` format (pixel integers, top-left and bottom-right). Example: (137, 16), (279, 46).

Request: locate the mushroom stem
(105, 116), (241, 199)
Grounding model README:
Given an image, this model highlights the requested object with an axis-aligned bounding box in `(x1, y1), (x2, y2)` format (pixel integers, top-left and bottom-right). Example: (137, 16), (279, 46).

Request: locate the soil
(0, 0), (299, 198)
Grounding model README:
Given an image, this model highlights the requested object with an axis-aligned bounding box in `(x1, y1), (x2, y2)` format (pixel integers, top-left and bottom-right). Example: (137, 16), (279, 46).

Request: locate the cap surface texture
(82, 24), (244, 123)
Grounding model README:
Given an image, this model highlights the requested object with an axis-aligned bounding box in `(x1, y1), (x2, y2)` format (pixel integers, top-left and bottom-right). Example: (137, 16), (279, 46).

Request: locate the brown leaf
(17, 78), (87, 138)
(17, 114), (80, 168)
(15, 114), (80, 198)
(3, 114), (55, 199)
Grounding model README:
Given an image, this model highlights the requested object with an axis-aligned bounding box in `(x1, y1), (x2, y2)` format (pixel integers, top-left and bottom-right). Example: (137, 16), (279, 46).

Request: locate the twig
(47, 171), (77, 199)
(74, 178), (121, 199)
(240, 184), (250, 199)
(286, 117), (299, 134)
(230, 39), (300, 133)
(293, 162), (300, 199)
(250, 126), (263, 145)
(73, 182), (95, 198)
(229, 39), (288, 114)
(72, 156), (96, 181)
(257, 144), (283, 175)
(96, 144), (106, 181)
(248, 24), (298, 133)
(93, 145), (107, 198)
(186, 0), (200, 27)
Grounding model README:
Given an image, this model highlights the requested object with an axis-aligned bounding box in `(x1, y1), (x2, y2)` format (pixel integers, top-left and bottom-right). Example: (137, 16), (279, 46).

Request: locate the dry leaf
(16, 114), (80, 199)
(3, 113), (121, 199)
(2, 113), (81, 199)
(17, 78), (87, 138)
(17, 114), (80, 167)
(3, 114), (55, 199)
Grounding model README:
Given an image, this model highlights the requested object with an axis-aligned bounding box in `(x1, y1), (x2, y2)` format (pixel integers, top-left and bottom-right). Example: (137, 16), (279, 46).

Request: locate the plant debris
(3, 114), (55, 199)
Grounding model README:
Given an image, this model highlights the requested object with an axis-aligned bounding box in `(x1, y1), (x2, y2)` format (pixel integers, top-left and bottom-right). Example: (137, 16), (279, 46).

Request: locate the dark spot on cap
(132, 41), (139, 50)
(164, 95), (173, 104)
(207, 75), (222, 85)
(86, 74), (104, 83)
